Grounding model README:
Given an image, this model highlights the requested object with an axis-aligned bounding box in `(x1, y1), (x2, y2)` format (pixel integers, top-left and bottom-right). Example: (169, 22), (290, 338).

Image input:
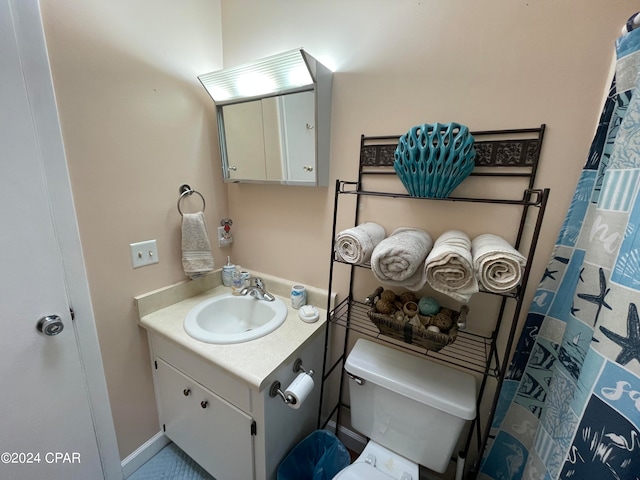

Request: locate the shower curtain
(478, 19), (640, 480)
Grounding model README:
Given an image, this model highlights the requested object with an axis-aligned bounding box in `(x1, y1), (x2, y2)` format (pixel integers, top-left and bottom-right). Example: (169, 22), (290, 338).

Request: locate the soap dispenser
(222, 256), (235, 287)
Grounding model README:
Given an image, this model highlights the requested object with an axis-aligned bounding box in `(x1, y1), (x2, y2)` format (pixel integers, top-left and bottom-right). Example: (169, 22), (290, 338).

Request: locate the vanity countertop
(136, 271), (329, 392)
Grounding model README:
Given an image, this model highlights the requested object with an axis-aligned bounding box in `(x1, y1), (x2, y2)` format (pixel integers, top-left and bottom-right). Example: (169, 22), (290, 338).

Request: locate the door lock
(37, 315), (64, 336)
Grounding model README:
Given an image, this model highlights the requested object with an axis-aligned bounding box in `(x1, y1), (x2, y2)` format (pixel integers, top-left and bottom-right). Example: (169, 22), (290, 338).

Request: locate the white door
(1, 1), (117, 479)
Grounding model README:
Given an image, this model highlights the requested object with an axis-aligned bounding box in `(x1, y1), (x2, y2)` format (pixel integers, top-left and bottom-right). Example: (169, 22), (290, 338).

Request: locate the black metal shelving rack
(317, 126), (550, 479)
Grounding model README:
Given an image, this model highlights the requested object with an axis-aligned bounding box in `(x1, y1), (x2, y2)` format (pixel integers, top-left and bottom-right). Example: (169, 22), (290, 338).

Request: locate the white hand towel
(424, 229), (478, 303)
(472, 233), (526, 294)
(371, 227), (433, 291)
(335, 222), (386, 264)
(182, 212), (214, 279)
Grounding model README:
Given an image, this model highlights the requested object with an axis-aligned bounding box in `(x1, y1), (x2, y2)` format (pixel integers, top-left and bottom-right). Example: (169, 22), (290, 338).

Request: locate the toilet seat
(332, 461), (395, 480)
(333, 440), (418, 480)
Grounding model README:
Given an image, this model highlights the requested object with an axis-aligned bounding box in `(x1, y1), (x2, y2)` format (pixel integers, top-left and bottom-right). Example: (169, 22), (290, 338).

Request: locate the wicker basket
(368, 305), (468, 351)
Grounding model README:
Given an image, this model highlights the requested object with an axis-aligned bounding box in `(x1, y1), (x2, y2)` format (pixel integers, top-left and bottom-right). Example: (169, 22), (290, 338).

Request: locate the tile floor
(128, 443), (213, 480)
(127, 441), (350, 480)
(127, 440), (449, 479)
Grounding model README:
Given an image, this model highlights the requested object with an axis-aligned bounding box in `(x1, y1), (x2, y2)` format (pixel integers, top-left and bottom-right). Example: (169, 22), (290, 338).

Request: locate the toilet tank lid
(345, 339), (476, 420)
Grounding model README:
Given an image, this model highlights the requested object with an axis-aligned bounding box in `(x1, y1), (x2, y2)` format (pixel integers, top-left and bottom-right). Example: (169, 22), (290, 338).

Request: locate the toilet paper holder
(269, 358), (314, 405)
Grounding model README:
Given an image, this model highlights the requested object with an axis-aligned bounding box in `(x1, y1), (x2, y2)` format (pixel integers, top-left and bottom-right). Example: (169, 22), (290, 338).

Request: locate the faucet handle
(253, 277), (265, 289)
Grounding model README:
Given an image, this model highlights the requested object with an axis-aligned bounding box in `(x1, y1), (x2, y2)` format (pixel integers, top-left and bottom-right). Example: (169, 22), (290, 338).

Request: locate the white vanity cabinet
(154, 358), (255, 479)
(148, 329), (324, 480)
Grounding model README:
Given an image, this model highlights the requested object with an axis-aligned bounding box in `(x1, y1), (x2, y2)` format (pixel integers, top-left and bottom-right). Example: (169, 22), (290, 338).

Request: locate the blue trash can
(277, 430), (351, 480)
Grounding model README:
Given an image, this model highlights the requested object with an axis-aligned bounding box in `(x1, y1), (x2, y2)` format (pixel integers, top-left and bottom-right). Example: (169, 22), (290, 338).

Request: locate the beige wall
(222, 0), (639, 466)
(40, 0), (639, 463)
(223, 0), (637, 294)
(40, 0), (224, 458)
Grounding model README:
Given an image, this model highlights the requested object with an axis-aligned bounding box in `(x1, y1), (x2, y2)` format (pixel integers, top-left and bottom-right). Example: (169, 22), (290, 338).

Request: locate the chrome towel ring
(177, 184), (206, 216)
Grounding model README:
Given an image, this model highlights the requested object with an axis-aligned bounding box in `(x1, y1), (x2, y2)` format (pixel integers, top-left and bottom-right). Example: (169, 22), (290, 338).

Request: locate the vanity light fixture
(198, 48), (317, 105)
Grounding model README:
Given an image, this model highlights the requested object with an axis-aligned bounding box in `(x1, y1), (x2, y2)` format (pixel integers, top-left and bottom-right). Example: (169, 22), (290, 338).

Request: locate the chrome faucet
(240, 277), (275, 302)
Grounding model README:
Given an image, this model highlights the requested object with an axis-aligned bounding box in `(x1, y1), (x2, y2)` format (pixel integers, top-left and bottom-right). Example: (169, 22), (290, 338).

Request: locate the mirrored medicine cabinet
(198, 49), (333, 186)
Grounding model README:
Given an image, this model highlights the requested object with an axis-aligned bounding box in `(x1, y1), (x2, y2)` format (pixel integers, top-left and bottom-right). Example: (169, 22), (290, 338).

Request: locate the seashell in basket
(402, 301), (419, 317)
(394, 123), (476, 198)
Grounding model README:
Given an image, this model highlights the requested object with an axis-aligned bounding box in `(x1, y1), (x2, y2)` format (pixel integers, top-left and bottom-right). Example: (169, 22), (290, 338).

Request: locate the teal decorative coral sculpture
(394, 123), (476, 198)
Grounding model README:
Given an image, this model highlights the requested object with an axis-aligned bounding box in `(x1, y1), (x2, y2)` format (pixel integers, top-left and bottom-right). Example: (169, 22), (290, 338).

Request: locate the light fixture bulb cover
(198, 48), (316, 104)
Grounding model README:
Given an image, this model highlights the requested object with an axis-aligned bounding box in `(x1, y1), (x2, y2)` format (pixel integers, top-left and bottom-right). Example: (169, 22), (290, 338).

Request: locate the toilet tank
(345, 339), (476, 474)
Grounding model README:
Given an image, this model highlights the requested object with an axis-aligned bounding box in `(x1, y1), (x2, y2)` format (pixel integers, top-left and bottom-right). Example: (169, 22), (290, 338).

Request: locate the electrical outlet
(130, 240), (159, 268)
(218, 226), (233, 247)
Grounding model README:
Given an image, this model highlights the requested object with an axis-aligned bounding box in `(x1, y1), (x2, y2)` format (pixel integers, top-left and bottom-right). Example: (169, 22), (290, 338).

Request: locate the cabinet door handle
(200, 400), (208, 409)
(183, 388), (191, 396)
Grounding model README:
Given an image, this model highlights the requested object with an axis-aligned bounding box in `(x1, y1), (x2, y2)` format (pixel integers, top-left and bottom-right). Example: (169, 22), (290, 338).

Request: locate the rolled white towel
(472, 233), (526, 293)
(335, 222), (386, 264)
(424, 230), (478, 303)
(371, 227), (433, 291)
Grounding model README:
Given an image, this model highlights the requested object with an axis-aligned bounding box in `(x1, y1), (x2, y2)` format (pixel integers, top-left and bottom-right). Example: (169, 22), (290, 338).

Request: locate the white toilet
(333, 339), (477, 480)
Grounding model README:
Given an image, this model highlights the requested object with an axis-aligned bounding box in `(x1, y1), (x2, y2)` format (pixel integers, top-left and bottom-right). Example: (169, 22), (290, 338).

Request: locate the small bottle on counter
(240, 270), (250, 287)
(222, 256), (235, 287)
(231, 266), (244, 295)
(291, 285), (307, 309)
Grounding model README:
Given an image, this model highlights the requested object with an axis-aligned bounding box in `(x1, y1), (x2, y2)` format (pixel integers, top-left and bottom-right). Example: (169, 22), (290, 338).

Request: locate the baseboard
(121, 431), (171, 478)
(327, 420), (367, 454)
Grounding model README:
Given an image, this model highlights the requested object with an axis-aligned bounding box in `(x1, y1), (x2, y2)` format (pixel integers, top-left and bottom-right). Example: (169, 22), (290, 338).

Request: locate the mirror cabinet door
(220, 91), (316, 184)
(221, 100), (267, 181)
(277, 92), (315, 183)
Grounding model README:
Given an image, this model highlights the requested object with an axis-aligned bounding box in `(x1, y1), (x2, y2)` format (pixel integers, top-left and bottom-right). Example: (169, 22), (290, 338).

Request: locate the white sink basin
(184, 294), (288, 344)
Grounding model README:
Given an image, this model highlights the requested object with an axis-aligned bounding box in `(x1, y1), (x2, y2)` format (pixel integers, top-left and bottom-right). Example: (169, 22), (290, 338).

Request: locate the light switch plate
(130, 240), (159, 268)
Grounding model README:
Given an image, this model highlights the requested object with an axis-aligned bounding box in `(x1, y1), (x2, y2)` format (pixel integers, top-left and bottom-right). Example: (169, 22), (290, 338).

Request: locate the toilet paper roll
(284, 372), (314, 409)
